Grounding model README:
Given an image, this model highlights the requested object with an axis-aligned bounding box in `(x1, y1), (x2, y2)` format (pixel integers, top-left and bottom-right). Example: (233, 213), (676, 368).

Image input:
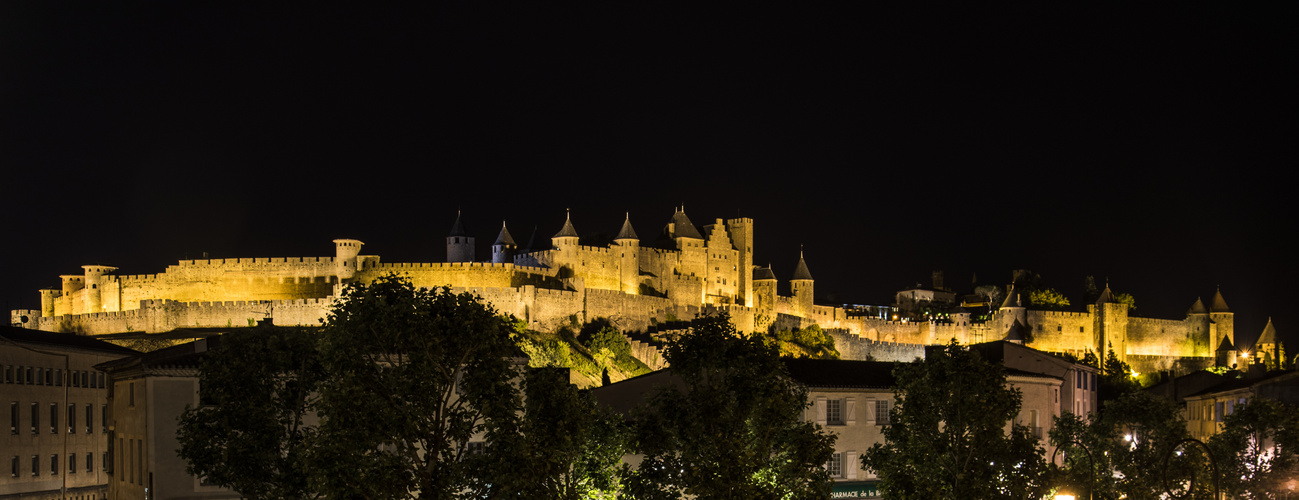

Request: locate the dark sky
(2, 4), (1295, 350)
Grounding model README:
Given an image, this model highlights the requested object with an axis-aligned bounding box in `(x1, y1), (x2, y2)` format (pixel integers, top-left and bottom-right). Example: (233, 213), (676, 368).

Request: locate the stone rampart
(829, 328), (926, 362)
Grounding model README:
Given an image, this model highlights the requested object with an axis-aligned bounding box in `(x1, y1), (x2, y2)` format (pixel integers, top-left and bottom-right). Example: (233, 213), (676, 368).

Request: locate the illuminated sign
(831, 481), (880, 498)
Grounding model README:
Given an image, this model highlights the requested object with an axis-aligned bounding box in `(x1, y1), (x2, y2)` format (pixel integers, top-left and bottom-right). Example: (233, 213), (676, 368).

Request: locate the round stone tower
(491, 222), (517, 264)
(447, 211), (475, 263)
(82, 265), (118, 314)
(613, 213), (640, 294)
(789, 250), (814, 318)
(333, 239), (364, 279)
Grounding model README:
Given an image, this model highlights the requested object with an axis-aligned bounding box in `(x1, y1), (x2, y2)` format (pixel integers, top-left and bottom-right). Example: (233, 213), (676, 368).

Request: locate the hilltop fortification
(10, 208), (1237, 372)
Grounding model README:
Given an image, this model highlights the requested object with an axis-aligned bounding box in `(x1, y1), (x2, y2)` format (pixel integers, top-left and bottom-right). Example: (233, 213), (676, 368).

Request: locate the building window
(467, 442), (486, 457)
(86, 404), (93, 434)
(86, 453), (93, 474)
(9, 402), (15, 435)
(10, 456), (16, 478)
(129, 383), (135, 407)
(30, 403), (38, 434)
(50, 403), (58, 434)
(875, 400), (891, 425)
(70, 452), (77, 474)
(51, 454), (58, 475)
(826, 399), (843, 426)
(826, 452), (843, 478)
(31, 455), (38, 476)
(68, 404), (76, 434)
(102, 404), (107, 433)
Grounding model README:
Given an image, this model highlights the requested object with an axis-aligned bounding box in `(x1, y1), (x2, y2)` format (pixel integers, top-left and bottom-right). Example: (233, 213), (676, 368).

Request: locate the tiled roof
(553, 210), (579, 239)
(494, 221), (516, 246)
(615, 213), (639, 241)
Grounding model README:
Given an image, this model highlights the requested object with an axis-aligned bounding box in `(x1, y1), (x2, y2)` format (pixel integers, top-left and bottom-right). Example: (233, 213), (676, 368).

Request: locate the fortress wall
(853, 317), (928, 344)
(1025, 310), (1095, 354)
(585, 289), (675, 333)
(365, 262), (521, 289)
(270, 298), (333, 327)
(1127, 355), (1212, 376)
(829, 329), (926, 362)
(1125, 316), (1197, 356)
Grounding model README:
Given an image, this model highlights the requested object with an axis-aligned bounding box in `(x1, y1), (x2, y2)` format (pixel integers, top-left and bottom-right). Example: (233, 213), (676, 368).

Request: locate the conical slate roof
(449, 211), (469, 237)
(791, 251), (813, 281)
(553, 211), (579, 239)
(494, 221), (516, 246)
(615, 213), (639, 241)
(1095, 284), (1116, 305)
(1004, 318), (1028, 343)
(665, 207), (703, 240)
(1210, 288), (1230, 313)
(753, 265), (777, 281)
(1256, 317), (1278, 346)
(1187, 297), (1208, 315)
(1001, 287), (1023, 308)
(1217, 335), (1236, 352)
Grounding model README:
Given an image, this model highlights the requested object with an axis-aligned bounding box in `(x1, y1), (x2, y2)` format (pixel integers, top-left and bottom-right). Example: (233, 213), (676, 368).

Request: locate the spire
(449, 210), (469, 236)
(494, 221), (516, 246)
(1217, 334), (1236, 353)
(791, 248), (813, 281)
(1187, 297), (1208, 315)
(1095, 283), (1116, 305)
(1210, 287), (1230, 313)
(553, 209), (579, 239)
(1256, 317), (1278, 346)
(1005, 318), (1028, 344)
(615, 212), (639, 241)
(665, 206), (703, 240)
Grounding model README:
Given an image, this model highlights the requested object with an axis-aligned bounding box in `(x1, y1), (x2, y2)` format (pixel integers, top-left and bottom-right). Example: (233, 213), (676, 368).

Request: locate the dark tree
(625, 313), (836, 499)
(863, 341), (1047, 499)
(312, 274), (523, 499)
(176, 325), (324, 499)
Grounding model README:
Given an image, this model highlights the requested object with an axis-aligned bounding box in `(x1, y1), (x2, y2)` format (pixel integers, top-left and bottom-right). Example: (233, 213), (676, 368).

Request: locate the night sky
(3, 4), (1295, 350)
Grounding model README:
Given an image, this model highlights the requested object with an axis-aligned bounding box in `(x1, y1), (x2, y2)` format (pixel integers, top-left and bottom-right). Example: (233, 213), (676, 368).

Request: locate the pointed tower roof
(1187, 297), (1208, 315)
(1095, 282), (1116, 305)
(1217, 335), (1236, 353)
(494, 221), (516, 246)
(614, 212), (639, 241)
(1210, 287), (1230, 313)
(449, 210), (469, 237)
(791, 249), (813, 281)
(553, 210), (579, 239)
(753, 265), (777, 281)
(665, 206), (703, 240)
(1256, 317), (1278, 346)
(523, 225), (541, 251)
(1005, 318), (1028, 344)
(1001, 287), (1023, 308)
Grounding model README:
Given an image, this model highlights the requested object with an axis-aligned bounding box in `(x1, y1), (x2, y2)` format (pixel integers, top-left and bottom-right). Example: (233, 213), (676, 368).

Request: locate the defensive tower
(447, 211), (475, 263)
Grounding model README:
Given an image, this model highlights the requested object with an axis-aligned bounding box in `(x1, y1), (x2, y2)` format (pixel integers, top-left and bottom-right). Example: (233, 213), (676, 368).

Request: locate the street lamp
(1162, 438), (1219, 500)
(1051, 439), (1094, 500)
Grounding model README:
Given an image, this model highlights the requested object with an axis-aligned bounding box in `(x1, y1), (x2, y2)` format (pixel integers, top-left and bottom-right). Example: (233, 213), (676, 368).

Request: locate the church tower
(447, 211), (475, 263)
(613, 213), (640, 294)
(491, 222), (516, 264)
(790, 250), (814, 318)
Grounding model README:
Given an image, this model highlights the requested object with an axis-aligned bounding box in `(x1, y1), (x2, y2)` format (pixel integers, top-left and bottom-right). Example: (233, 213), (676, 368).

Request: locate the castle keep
(10, 208), (1243, 372)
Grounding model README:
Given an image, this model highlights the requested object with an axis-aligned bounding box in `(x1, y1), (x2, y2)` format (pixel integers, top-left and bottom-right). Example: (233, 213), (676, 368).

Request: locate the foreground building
(0, 326), (136, 500)
(95, 338), (237, 500)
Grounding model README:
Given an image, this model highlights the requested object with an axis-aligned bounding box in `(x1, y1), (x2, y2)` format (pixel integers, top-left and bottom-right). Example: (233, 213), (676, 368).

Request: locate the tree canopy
(1209, 398), (1299, 498)
(862, 341), (1047, 499)
(1050, 391), (1192, 500)
(311, 274), (523, 499)
(625, 313), (836, 500)
(176, 324), (323, 499)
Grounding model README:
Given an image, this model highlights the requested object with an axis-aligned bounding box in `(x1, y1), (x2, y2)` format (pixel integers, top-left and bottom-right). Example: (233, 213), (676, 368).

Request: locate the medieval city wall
(1125, 316), (1201, 357)
(1023, 310), (1096, 356)
(828, 329), (926, 362)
